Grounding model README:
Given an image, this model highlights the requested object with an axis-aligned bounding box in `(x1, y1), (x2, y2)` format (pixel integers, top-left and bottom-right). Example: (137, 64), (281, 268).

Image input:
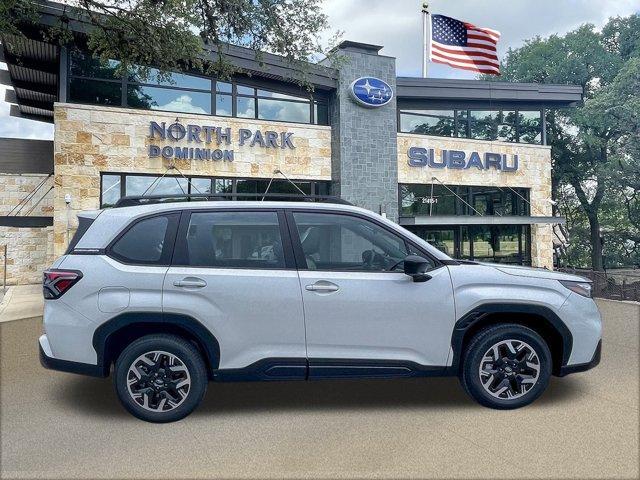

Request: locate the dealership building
(0, 1), (582, 284)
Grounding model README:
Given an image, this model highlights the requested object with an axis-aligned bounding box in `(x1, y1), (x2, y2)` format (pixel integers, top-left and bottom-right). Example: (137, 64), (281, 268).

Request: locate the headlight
(559, 280), (593, 298)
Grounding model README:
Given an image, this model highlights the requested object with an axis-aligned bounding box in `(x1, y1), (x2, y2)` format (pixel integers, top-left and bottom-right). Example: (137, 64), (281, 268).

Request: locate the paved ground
(0, 284), (43, 323)
(1, 300), (638, 479)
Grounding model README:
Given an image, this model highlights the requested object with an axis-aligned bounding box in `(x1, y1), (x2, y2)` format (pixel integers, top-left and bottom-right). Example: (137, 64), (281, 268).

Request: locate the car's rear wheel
(460, 324), (552, 409)
(114, 334), (207, 423)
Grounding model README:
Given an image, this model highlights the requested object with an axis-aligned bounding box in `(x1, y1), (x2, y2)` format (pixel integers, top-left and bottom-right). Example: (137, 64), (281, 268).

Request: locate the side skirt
(212, 358), (451, 382)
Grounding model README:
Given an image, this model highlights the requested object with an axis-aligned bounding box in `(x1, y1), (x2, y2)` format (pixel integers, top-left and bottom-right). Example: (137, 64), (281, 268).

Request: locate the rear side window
(181, 211), (285, 269)
(65, 216), (95, 254)
(109, 213), (179, 265)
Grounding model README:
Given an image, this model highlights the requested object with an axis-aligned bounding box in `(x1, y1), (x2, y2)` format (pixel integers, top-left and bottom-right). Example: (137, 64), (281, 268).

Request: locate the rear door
(162, 209), (306, 373)
(287, 210), (455, 373)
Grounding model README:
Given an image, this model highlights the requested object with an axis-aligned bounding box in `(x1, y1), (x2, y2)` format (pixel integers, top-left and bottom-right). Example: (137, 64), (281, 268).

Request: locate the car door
(163, 209), (306, 373)
(287, 210), (455, 375)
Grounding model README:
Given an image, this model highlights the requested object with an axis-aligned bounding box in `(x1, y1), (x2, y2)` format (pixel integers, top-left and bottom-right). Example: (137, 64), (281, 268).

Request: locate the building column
(322, 42), (399, 221)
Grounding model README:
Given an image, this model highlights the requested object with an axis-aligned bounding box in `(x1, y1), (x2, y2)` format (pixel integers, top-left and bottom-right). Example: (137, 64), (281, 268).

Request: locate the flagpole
(422, 2), (430, 77)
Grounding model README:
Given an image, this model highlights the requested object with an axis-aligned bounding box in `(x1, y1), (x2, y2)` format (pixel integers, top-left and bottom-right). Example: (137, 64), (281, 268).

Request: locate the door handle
(173, 277), (207, 288)
(305, 282), (339, 293)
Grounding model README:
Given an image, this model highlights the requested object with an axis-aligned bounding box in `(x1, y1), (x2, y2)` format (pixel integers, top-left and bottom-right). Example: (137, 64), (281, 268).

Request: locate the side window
(110, 214), (178, 265)
(293, 212), (415, 272)
(184, 211), (285, 269)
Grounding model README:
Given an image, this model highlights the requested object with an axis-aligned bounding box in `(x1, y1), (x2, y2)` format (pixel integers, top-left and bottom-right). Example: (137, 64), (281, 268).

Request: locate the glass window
(110, 215), (172, 264)
(216, 81), (232, 93)
(101, 175), (121, 207)
(215, 93), (232, 116)
(185, 211), (285, 269)
(125, 176), (188, 196)
(257, 89), (306, 101)
(127, 85), (211, 114)
(400, 184), (529, 218)
(314, 102), (329, 125)
(421, 229), (455, 257)
(214, 179), (233, 194)
(518, 111), (542, 144)
(236, 97), (255, 118)
(497, 111), (517, 142)
(69, 78), (122, 106)
(400, 184), (461, 217)
(237, 85), (255, 95)
(470, 226), (524, 264)
(189, 178), (212, 194)
(469, 110), (498, 140)
(70, 50), (121, 79)
(258, 98), (310, 123)
(455, 110), (469, 137)
(128, 66), (211, 90)
(293, 212), (413, 272)
(400, 110), (455, 136)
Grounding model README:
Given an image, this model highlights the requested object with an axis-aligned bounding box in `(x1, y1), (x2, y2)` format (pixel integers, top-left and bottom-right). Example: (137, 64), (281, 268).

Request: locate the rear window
(65, 216), (95, 254)
(108, 213), (179, 265)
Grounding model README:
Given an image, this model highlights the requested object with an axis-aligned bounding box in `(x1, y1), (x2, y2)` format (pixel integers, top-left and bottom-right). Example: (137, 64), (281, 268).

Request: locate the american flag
(429, 14), (501, 75)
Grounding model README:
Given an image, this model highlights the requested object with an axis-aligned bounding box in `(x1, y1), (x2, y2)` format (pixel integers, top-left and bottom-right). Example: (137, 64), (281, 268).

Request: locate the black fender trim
(449, 303), (573, 372)
(39, 342), (105, 377)
(92, 312), (221, 377)
(557, 340), (601, 377)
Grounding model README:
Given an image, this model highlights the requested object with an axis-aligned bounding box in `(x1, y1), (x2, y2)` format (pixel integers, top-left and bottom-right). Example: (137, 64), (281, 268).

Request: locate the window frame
(99, 172), (331, 208)
(105, 211), (181, 266)
(171, 208), (296, 270)
(66, 48), (329, 125)
(398, 108), (543, 145)
(284, 209), (442, 273)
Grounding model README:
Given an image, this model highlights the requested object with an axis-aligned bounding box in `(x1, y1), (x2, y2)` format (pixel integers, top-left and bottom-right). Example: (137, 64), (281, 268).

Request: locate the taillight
(43, 269), (83, 299)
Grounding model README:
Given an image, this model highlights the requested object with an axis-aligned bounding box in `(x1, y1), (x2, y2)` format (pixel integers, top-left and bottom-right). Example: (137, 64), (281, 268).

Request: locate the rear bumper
(557, 340), (602, 377)
(39, 335), (105, 377)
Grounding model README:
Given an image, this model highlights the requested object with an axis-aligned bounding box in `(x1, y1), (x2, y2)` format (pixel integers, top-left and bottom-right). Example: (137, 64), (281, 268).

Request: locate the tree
(487, 16), (640, 270)
(1, 0), (333, 87)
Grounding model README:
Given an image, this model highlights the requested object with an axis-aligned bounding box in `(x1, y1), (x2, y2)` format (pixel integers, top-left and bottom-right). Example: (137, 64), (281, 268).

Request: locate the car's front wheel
(460, 324), (552, 409)
(114, 334), (207, 422)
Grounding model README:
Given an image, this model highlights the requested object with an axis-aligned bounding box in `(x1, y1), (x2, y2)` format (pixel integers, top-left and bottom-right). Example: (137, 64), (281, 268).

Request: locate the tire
(460, 324), (552, 410)
(114, 334), (207, 423)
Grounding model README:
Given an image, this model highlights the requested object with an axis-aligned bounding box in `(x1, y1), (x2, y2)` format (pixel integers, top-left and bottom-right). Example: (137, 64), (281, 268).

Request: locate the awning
(399, 215), (566, 226)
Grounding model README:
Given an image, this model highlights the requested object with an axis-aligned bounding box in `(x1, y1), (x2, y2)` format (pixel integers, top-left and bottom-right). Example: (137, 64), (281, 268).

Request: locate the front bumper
(39, 335), (105, 377)
(557, 340), (602, 377)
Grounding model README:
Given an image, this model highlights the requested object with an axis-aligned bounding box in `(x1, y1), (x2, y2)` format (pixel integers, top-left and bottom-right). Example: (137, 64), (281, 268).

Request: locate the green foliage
(2, 0), (334, 89)
(485, 15), (640, 269)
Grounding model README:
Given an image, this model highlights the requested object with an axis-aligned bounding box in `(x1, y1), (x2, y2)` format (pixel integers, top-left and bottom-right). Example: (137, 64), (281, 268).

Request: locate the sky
(1, 0), (639, 140)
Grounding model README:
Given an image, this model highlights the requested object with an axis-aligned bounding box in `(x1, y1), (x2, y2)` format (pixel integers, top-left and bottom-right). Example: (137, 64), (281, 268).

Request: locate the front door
(163, 209), (306, 373)
(287, 211), (456, 375)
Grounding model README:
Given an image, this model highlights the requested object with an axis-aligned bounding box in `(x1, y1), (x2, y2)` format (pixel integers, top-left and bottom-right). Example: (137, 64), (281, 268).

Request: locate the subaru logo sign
(349, 77), (393, 108)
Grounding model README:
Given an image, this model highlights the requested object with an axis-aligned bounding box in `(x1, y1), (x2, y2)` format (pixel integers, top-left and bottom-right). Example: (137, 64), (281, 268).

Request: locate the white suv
(39, 199), (602, 422)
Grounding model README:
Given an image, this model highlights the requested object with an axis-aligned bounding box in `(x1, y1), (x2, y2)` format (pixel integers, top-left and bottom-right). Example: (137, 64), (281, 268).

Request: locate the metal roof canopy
(396, 77), (583, 108)
(399, 215), (566, 226)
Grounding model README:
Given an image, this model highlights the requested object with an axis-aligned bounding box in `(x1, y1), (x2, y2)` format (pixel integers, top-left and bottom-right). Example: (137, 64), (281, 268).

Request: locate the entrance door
(287, 211), (456, 374)
(163, 209), (306, 372)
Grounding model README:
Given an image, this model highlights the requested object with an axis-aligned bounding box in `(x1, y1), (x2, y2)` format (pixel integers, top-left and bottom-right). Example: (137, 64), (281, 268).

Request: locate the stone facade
(53, 103), (332, 256)
(397, 134), (554, 268)
(323, 47), (399, 221)
(0, 174), (54, 285)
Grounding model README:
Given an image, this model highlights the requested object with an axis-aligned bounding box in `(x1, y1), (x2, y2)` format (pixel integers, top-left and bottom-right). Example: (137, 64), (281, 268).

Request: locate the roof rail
(113, 193), (353, 208)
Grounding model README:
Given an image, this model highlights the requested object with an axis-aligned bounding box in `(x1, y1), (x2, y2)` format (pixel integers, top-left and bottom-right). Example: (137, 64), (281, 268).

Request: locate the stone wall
(397, 134), (554, 268)
(0, 173), (53, 216)
(53, 103), (332, 255)
(0, 226), (53, 285)
(0, 174), (54, 285)
(324, 48), (399, 220)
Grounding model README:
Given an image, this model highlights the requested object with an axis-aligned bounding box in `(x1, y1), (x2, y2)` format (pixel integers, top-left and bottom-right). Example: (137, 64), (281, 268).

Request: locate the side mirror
(403, 255), (432, 283)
